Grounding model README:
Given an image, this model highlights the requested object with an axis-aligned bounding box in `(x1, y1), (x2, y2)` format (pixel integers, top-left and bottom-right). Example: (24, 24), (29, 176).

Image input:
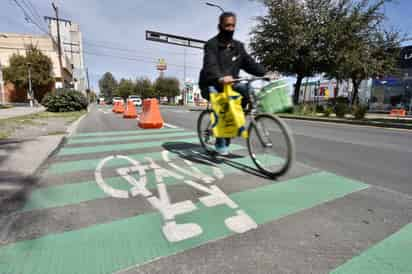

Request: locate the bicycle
(197, 77), (295, 178)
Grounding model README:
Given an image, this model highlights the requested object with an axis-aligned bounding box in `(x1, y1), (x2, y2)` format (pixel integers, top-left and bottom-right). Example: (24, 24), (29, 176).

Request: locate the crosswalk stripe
(67, 131), (196, 145)
(0, 172), (368, 274)
(47, 144), (244, 175)
(58, 137), (199, 156)
(330, 222), (412, 274)
(23, 154), (282, 212)
(72, 128), (183, 138)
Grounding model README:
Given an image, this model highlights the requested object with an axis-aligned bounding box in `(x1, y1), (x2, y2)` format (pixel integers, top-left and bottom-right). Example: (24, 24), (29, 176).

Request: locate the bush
(316, 105), (325, 113)
(323, 106), (334, 117)
(335, 103), (349, 118)
(293, 104), (316, 115)
(42, 88), (88, 112)
(352, 105), (368, 120)
(328, 96), (349, 106)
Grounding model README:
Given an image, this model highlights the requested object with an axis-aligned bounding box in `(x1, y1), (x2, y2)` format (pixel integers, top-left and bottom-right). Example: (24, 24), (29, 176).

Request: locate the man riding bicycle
(199, 12), (273, 155)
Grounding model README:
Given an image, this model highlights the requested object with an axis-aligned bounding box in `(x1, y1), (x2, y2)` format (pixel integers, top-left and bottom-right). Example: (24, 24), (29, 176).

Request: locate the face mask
(219, 26), (234, 42)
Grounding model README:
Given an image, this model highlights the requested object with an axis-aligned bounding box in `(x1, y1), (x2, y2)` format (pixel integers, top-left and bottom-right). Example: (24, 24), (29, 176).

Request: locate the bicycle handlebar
(232, 76), (272, 83)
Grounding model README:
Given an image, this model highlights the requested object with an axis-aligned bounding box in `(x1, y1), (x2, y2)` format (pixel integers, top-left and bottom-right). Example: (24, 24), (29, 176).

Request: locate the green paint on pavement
(47, 144), (244, 174)
(72, 127), (183, 138)
(67, 131), (195, 145)
(0, 172), (368, 274)
(58, 137), (199, 156)
(23, 154), (281, 212)
(330, 222), (412, 274)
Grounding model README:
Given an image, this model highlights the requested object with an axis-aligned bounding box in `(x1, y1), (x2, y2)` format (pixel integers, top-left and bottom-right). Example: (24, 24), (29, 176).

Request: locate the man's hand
(219, 76), (235, 84)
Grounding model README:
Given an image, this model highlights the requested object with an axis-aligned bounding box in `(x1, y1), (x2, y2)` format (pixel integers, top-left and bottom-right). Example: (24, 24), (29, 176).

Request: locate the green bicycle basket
(256, 79), (293, 113)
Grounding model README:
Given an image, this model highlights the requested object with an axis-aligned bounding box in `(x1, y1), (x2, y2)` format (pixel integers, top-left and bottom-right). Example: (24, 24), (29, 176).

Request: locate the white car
(112, 97), (124, 104)
(128, 95), (142, 107)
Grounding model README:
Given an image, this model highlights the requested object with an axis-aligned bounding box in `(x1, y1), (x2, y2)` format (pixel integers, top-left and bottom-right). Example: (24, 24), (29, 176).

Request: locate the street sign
(146, 30), (205, 49)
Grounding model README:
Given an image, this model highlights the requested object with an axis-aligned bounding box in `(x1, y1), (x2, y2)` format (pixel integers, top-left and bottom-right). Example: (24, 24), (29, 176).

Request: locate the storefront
(369, 46), (412, 111)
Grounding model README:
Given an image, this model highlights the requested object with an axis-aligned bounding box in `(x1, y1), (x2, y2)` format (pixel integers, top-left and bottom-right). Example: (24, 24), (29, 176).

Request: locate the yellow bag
(210, 84), (248, 138)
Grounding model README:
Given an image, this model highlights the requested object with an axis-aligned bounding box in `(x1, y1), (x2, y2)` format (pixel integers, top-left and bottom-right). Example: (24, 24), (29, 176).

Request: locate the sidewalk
(0, 110), (86, 206)
(0, 106), (45, 120)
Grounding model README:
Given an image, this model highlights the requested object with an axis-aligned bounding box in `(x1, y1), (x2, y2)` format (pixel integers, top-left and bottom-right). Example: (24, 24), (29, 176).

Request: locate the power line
(83, 39), (201, 56)
(83, 50), (201, 71)
(83, 45), (201, 65)
(21, 0), (45, 29)
(12, 0), (49, 36)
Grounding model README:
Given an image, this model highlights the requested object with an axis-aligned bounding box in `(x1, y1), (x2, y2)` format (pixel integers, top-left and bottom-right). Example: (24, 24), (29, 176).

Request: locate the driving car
(112, 97), (124, 104)
(128, 95), (142, 107)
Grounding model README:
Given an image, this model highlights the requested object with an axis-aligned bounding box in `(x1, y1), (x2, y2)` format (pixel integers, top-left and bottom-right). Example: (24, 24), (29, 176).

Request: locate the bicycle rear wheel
(247, 113), (295, 177)
(197, 109), (217, 154)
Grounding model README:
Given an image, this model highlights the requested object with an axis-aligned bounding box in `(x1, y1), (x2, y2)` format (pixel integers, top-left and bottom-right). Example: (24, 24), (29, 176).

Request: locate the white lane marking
(163, 123), (180, 129)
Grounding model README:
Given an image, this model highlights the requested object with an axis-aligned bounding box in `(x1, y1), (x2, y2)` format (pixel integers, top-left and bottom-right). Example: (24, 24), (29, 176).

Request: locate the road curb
(34, 111), (88, 176)
(278, 115), (412, 130)
(66, 113), (87, 137)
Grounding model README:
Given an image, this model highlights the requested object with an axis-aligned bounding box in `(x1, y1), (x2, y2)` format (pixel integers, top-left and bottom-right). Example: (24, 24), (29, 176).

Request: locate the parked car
(112, 97), (124, 104)
(128, 95), (142, 107)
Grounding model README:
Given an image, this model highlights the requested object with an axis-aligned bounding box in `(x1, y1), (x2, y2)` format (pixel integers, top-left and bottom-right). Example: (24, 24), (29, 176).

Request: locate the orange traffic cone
(138, 99), (164, 129)
(123, 100), (138, 119)
(115, 101), (125, 114)
(112, 101), (118, 112)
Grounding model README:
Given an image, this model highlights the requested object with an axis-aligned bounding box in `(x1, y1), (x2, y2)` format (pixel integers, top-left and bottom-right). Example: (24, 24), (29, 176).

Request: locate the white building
(46, 17), (86, 92)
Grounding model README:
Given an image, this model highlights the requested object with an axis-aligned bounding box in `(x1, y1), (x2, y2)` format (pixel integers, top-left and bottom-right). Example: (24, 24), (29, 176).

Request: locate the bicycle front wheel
(197, 109), (217, 154)
(247, 114), (295, 177)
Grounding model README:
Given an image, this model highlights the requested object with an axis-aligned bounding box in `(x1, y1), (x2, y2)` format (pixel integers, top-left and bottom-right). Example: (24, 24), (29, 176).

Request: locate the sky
(1, 0), (411, 93)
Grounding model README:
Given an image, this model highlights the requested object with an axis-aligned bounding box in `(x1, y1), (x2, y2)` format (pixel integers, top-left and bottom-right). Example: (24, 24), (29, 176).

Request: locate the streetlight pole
(27, 63), (33, 108)
(206, 2), (224, 13)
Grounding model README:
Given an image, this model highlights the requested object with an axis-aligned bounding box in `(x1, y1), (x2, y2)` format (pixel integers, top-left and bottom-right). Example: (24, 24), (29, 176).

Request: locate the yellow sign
(325, 89), (330, 98)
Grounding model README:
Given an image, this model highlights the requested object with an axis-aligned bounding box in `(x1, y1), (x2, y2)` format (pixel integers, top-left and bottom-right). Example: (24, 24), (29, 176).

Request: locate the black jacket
(199, 34), (266, 93)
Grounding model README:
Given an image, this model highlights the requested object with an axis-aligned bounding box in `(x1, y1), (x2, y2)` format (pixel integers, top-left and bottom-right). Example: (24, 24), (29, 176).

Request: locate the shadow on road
(0, 138), (39, 216)
(162, 141), (270, 179)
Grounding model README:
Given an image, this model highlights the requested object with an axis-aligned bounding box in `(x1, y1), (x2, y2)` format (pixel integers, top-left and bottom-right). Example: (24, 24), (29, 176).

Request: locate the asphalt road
(1, 104), (411, 274)
(161, 105), (412, 195)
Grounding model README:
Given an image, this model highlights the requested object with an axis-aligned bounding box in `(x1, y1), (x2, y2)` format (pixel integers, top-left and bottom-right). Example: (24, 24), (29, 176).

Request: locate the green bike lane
(1, 107), (412, 274)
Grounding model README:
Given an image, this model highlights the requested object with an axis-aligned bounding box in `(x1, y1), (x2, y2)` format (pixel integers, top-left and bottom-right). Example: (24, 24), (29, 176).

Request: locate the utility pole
(52, 1), (64, 88)
(0, 62), (4, 105)
(183, 47), (187, 105)
(27, 63), (33, 108)
(86, 67), (90, 91)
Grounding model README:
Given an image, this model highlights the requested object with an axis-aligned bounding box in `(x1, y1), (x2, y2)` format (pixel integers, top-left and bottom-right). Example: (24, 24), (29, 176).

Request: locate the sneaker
(215, 145), (229, 156)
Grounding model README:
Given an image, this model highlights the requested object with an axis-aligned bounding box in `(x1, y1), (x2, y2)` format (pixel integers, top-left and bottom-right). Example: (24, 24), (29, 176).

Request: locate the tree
(327, 0), (401, 105)
(136, 77), (156, 98)
(114, 78), (135, 99)
(250, 0), (336, 104)
(3, 44), (54, 102)
(154, 77), (180, 102)
(98, 72), (117, 101)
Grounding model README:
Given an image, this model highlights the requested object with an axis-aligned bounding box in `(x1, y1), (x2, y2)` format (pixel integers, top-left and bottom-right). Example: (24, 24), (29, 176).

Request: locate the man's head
(218, 12), (236, 41)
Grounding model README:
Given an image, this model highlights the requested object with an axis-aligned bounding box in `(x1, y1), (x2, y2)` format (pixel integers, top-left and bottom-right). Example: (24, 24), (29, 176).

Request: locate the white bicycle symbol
(95, 150), (257, 243)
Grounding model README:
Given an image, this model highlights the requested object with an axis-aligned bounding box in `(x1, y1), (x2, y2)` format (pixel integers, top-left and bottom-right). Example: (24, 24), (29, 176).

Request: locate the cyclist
(199, 11), (269, 155)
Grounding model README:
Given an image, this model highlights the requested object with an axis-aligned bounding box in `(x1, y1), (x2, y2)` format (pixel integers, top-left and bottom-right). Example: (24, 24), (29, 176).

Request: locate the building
(299, 78), (371, 104)
(0, 19), (86, 104)
(369, 46), (412, 112)
(0, 32), (73, 103)
(45, 17), (87, 92)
